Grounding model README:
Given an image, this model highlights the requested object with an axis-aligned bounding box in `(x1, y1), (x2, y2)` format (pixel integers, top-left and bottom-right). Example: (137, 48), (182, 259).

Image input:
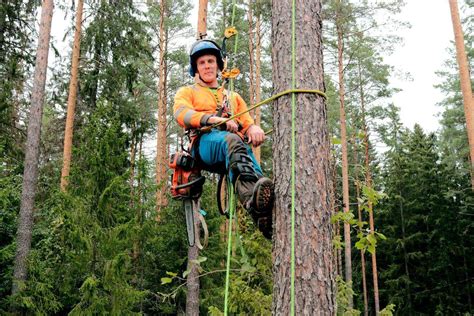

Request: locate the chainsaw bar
(184, 199), (195, 247)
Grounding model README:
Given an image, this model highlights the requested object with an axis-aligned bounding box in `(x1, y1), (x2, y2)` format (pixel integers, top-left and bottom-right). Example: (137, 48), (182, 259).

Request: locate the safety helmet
(189, 40), (224, 77)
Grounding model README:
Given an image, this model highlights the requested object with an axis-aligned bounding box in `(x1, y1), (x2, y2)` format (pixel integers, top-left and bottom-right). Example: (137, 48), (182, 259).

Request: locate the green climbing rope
(224, 2), (238, 315)
(223, 180), (235, 315)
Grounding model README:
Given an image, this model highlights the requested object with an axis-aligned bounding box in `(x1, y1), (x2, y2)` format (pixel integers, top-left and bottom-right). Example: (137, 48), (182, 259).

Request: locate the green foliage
(4, 0), (473, 314)
(378, 124), (473, 315)
(379, 304), (396, 316)
(336, 276), (360, 316)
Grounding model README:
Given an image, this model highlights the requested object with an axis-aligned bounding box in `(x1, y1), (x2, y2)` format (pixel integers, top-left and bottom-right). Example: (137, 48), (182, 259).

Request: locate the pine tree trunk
(60, 0), (83, 191)
(361, 91), (380, 314)
(197, 0), (208, 39)
(331, 152), (343, 277)
(12, 0), (54, 295)
(271, 0), (335, 314)
(336, 1), (353, 305)
(254, 10), (262, 163)
(355, 61), (369, 316)
(186, 242), (200, 316)
(155, 0), (168, 215)
(448, 0), (474, 191)
(353, 134), (369, 316)
(247, 0), (255, 112)
(130, 124), (136, 208)
(184, 2), (208, 314)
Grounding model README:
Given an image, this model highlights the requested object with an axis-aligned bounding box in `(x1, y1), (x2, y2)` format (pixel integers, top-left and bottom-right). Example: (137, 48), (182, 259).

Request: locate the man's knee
(224, 133), (245, 153)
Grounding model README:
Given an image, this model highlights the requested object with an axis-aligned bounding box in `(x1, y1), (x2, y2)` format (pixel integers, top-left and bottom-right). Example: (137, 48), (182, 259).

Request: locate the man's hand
(246, 125), (265, 147)
(207, 116), (239, 133)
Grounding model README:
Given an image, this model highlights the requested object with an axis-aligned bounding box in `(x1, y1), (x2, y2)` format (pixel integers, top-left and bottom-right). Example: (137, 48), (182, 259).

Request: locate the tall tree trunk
(247, 0), (262, 163)
(247, 0), (255, 113)
(12, 0), (54, 295)
(155, 0), (168, 215)
(336, 0), (353, 306)
(330, 152), (341, 277)
(197, 0), (208, 39)
(60, 0), (83, 191)
(360, 87), (380, 314)
(355, 60), (369, 316)
(186, 243), (200, 316)
(254, 8), (262, 163)
(184, 2), (208, 314)
(272, 0), (335, 314)
(352, 132), (368, 316)
(448, 0), (474, 190)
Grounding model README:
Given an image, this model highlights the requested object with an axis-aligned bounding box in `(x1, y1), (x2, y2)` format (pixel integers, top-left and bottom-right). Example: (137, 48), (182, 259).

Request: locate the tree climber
(173, 39), (274, 239)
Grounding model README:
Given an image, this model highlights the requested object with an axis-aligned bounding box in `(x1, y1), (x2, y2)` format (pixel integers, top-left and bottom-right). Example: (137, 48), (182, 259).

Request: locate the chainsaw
(169, 151), (207, 248)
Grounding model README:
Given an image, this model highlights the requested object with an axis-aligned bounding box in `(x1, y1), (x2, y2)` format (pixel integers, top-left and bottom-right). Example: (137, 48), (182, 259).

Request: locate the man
(173, 39), (274, 239)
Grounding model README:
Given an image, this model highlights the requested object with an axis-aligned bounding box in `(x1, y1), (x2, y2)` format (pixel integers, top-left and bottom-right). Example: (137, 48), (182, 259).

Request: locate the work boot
(236, 177), (274, 239)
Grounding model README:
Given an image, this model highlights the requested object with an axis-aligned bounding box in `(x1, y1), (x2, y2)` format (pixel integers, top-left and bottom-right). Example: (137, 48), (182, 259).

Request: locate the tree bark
(254, 8), (262, 163)
(197, 0), (208, 39)
(60, 0), (84, 191)
(184, 2), (208, 314)
(336, 0), (353, 306)
(271, 0), (335, 314)
(361, 87), (380, 315)
(448, 0), (474, 191)
(247, 0), (255, 114)
(186, 243), (200, 316)
(12, 0), (54, 295)
(356, 60), (369, 316)
(354, 136), (369, 316)
(155, 0), (168, 215)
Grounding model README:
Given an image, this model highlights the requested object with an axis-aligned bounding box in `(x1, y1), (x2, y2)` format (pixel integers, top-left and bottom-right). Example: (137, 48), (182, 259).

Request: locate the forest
(0, 0), (473, 315)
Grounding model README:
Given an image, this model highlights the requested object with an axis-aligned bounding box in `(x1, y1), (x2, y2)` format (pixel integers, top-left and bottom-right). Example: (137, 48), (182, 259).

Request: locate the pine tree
(60, 0), (84, 191)
(448, 0), (474, 189)
(12, 0), (54, 295)
(272, 0), (335, 313)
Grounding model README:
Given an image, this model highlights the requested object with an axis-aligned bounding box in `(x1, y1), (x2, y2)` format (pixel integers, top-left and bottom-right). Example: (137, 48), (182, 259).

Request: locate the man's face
(196, 54), (218, 83)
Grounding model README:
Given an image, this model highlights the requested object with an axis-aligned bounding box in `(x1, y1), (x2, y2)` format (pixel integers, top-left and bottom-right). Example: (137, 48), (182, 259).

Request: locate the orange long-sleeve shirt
(173, 83), (254, 134)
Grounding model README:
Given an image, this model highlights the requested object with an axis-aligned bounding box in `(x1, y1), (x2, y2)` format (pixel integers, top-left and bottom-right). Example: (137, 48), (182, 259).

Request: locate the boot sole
(253, 178), (274, 215)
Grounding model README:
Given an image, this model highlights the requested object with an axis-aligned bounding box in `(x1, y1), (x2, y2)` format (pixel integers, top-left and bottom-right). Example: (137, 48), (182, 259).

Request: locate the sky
(48, 0), (459, 134)
(385, 0), (454, 133)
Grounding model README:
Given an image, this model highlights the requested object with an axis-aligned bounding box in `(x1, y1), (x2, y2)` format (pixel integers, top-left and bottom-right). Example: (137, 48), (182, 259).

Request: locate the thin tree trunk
(137, 134), (145, 295)
(186, 242), (200, 316)
(60, 0), (83, 191)
(353, 133), (368, 316)
(197, 0), (208, 39)
(247, 0), (256, 115)
(361, 88), (380, 314)
(185, 2), (208, 314)
(336, 0), (353, 306)
(254, 8), (262, 163)
(130, 124), (136, 207)
(155, 0), (168, 215)
(448, 0), (474, 191)
(12, 0), (54, 295)
(272, 0), (335, 314)
(330, 152), (341, 277)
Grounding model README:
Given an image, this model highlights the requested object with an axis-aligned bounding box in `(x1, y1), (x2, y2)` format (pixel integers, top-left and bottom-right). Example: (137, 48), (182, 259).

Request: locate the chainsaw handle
(172, 175), (205, 190)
